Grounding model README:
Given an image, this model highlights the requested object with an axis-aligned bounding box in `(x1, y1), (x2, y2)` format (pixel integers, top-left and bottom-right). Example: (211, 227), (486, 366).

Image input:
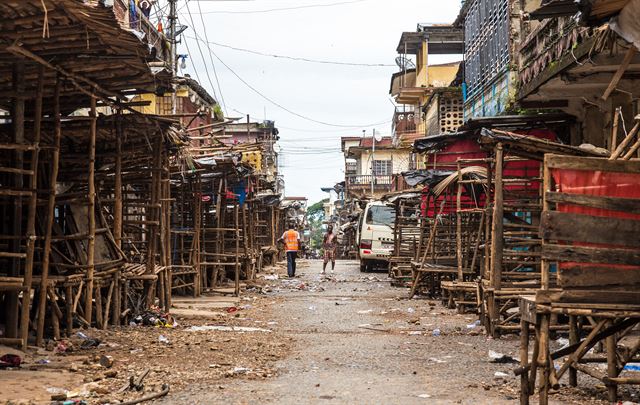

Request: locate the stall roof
(478, 128), (608, 160)
(0, 0), (171, 114)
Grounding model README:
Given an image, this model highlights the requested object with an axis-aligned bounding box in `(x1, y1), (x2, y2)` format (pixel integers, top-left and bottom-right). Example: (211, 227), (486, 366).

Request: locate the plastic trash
(417, 394), (432, 398)
(187, 325), (272, 333)
(76, 331), (89, 340)
(226, 306), (238, 313)
(407, 307), (416, 313)
(158, 335), (170, 344)
(0, 354), (22, 368)
(489, 350), (518, 364)
(494, 371), (510, 379)
(36, 359), (51, 364)
(555, 337), (570, 348)
(308, 306), (317, 311)
(432, 329), (441, 336)
(466, 320), (482, 329)
(232, 367), (251, 374)
(357, 310), (373, 314)
(625, 363), (640, 371)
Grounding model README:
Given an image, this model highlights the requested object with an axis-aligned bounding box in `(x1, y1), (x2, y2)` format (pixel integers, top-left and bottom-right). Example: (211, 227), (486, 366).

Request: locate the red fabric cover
(552, 167), (640, 271)
(421, 129), (558, 218)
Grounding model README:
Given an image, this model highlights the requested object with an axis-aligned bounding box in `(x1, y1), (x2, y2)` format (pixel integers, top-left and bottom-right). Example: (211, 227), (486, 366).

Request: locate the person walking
(322, 224), (337, 275)
(278, 222), (301, 278)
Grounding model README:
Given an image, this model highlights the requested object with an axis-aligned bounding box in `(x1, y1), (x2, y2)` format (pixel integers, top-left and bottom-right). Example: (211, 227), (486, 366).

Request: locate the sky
(166, 0), (462, 204)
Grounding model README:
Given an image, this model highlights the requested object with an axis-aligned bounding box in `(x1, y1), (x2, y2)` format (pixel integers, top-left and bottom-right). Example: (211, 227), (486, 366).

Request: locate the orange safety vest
(284, 230), (299, 251)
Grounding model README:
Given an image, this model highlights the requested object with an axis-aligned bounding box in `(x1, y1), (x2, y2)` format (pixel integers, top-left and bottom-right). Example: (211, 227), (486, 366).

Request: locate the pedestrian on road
(322, 224), (337, 274)
(278, 222), (301, 278)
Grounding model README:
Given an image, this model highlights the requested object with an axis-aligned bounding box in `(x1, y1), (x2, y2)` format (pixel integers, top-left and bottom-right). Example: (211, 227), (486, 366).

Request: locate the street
(158, 260), (537, 404)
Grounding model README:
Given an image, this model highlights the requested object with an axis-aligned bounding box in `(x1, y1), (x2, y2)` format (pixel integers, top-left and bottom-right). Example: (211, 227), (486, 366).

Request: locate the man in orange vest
(278, 222), (301, 277)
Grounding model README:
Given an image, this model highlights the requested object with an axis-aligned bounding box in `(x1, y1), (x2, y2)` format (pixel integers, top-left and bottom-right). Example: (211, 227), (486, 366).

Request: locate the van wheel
(360, 261), (367, 273)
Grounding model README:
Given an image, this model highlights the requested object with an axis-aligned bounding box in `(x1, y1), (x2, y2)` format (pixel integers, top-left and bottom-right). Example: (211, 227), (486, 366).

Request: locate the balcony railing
(346, 175), (393, 188)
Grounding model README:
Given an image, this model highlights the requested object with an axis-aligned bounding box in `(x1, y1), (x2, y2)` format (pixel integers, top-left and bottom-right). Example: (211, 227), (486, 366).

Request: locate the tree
(306, 198), (328, 250)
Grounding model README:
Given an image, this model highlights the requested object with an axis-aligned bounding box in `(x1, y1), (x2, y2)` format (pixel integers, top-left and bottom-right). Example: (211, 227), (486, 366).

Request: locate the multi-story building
(341, 135), (410, 200)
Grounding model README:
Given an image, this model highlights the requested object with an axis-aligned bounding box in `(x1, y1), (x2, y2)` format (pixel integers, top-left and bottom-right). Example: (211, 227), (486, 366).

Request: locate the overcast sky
(172, 0), (462, 204)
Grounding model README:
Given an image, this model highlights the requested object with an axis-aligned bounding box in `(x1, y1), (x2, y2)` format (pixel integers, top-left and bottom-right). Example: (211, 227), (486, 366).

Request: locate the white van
(357, 201), (395, 272)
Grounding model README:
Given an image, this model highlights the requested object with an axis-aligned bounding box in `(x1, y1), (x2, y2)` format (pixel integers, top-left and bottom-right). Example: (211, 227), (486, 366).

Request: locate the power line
(187, 30), (393, 128)
(194, 0), (228, 115)
(183, 2), (220, 103)
(190, 0), (370, 14)
(186, 37), (395, 67)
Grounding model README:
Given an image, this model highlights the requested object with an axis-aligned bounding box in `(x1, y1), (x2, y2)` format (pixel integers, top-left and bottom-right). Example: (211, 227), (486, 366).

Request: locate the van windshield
(366, 205), (395, 227)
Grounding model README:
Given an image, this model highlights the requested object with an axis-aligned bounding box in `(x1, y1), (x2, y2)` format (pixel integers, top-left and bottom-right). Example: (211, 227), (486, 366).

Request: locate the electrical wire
(183, 2), (220, 102)
(195, 0), (229, 115)
(186, 37), (395, 67)
(189, 0), (370, 15)
(186, 29), (393, 128)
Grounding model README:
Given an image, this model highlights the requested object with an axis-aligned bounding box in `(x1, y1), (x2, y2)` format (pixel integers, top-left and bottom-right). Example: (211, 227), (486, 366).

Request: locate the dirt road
(159, 260), (537, 404)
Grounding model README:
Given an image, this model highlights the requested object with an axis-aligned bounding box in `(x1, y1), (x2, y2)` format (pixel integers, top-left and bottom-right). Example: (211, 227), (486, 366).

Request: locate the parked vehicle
(357, 201), (395, 272)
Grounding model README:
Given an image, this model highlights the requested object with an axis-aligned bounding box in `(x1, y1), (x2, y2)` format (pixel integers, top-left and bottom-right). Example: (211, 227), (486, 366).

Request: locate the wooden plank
(547, 290), (640, 305)
(542, 244), (640, 266)
(541, 211), (640, 247)
(559, 266), (640, 289)
(602, 46), (637, 101)
(545, 154), (640, 173)
(545, 192), (640, 214)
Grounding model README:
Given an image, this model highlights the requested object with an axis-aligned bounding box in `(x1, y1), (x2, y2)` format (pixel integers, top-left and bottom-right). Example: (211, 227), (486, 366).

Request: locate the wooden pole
(520, 318), (530, 405)
(37, 71), (60, 346)
(606, 319), (618, 402)
(7, 62), (25, 339)
(490, 144), (504, 290)
(20, 65), (44, 349)
(456, 160), (463, 280)
(84, 95), (97, 326)
(234, 203), (240, 297)
(114, 114), (123, 248)
(611, 107), (621, 151)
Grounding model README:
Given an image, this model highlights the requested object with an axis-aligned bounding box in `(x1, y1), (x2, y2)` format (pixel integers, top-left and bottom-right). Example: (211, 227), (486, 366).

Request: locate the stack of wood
(388, 193), (421, 287)
(518, 154), (640, 405)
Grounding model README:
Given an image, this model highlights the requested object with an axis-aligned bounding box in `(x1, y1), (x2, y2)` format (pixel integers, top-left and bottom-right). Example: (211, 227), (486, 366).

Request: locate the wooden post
(20, 65), (44, 349)
(37, 71), (60, 346)
(538, 313), (551, 405)
(114, 114), (123, 248)
(520, 318), (530, 405)
(65, 285), (73, 336)
(193, 175), (202, 296)
(490, 144), (504, 290)
(7, 62), (25, 340)
(541, 155), (551, 290)
(606, 319), (618, 402)
(234, 202), (240, 297)
(84, 95), (97, 326)
(569, 315), (578, 387)
(456, 159), (463, 280)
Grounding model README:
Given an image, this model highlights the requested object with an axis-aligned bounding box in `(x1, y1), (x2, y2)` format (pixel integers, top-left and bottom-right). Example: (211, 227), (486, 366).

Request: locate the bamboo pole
(84, 95), (97, 326)
(37, 72), (61, 345)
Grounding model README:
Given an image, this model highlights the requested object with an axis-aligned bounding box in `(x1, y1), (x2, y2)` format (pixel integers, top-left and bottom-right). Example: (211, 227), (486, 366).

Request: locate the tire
(360, 260), (368, 273)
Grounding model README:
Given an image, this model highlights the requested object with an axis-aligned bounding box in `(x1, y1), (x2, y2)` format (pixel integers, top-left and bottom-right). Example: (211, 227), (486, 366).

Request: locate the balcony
(346, 175), (393, 190)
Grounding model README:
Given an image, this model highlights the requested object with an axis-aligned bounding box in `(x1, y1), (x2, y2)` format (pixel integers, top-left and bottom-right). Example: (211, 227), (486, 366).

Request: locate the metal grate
(464, 0), (510, 99)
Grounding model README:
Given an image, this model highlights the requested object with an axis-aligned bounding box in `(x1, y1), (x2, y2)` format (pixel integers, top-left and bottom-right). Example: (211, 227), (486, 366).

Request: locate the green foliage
(306, 198), (328, 249)
(213, 104), (224, 120)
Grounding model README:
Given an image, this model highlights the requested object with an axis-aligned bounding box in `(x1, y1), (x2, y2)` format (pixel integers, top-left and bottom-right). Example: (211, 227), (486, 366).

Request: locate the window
(372, 160), (392, 176)
(366, 205), (396, 227)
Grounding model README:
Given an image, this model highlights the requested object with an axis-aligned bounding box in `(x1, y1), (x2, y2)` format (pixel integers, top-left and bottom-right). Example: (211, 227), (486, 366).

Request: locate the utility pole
(370, 128), (375, 197)
(168, 0), (178, 114)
